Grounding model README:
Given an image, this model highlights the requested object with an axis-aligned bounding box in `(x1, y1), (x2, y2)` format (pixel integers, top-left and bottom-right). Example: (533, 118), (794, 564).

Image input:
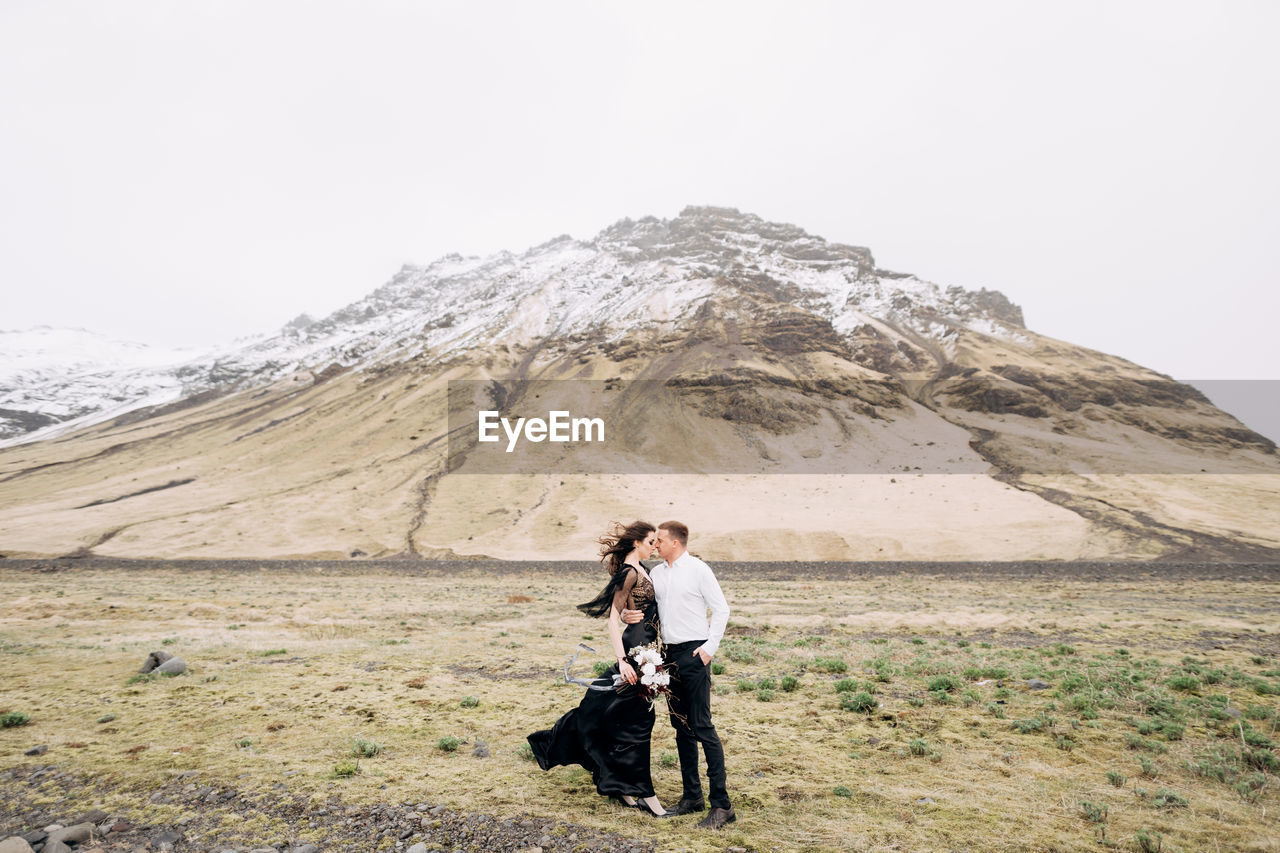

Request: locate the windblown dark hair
(576, 520), (655, 618)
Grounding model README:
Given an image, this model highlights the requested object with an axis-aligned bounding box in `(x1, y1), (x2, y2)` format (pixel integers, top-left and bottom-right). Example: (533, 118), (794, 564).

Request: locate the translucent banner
(444, 376), (1279, 475)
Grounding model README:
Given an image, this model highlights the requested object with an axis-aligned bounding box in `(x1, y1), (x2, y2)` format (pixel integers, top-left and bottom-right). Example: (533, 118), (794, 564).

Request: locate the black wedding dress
(527, 567), (660, 799)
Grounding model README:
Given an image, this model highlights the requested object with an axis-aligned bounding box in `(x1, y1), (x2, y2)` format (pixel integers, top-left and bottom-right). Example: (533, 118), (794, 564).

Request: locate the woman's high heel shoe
(634, 799), (670, 818)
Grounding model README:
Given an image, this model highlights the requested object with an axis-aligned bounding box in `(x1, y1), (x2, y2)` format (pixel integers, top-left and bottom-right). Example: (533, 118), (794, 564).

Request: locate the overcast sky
(3, 1), (1277, 393)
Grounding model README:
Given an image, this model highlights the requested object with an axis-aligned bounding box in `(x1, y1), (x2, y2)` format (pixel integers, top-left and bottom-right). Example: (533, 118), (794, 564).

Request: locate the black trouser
(664, 640), (730, 809)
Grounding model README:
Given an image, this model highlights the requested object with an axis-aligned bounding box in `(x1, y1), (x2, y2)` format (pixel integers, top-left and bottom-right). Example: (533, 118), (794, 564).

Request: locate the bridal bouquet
(620, 641), (672, 703)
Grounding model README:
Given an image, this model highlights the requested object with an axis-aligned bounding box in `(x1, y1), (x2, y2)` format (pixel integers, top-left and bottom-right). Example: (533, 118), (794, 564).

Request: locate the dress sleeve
(610, 568), (638, 616)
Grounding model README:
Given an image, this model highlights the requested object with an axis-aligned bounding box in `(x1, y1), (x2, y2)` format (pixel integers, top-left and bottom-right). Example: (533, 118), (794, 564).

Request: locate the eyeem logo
(449, 377), (1277, 474)
(477, 410), (605, 452)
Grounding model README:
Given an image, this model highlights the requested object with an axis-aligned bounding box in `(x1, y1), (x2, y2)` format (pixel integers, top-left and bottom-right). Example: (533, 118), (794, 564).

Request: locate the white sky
(2, 1), (1278, 390)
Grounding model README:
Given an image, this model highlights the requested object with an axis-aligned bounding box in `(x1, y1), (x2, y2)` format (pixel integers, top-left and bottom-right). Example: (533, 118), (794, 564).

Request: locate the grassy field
(1, 562), (1279, 852)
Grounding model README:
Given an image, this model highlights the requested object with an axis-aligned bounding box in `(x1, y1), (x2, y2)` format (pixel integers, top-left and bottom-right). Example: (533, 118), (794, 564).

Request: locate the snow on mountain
(1, 207), (1030, 447)
(0, 326), (192, 378)
(0, 328), (211, 443)
(216, 206), (1027, 370)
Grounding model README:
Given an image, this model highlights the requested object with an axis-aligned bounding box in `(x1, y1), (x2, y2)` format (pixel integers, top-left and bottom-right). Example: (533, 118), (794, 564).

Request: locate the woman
(527, 521), (668, 817)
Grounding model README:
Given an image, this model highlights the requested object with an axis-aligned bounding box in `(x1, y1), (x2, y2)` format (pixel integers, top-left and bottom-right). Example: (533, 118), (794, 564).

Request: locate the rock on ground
(139, 650), (173, 673)
(46, 823), (95, 845)
(155, 657), (187, 676)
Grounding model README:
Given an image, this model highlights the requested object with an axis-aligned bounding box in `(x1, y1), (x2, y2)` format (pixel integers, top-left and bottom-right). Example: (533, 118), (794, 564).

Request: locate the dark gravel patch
(0, 763), (659, 853)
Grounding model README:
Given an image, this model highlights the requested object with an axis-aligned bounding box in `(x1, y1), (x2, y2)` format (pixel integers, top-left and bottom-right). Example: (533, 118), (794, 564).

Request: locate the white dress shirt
(651, 550), (730, 658)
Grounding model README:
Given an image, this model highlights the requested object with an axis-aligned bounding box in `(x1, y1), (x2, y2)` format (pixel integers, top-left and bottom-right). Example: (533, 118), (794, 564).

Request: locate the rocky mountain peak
(282, 313), (316, 333)
(946, 286), (1026, 329)
(590, 206), (877, 278)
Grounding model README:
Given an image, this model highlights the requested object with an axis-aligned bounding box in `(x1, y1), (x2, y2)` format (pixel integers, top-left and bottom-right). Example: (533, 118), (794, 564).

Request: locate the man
(622, 520), (734, 829)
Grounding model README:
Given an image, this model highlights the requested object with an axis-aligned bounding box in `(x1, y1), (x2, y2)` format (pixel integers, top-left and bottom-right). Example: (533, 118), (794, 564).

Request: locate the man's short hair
(659, 521), (689, 545)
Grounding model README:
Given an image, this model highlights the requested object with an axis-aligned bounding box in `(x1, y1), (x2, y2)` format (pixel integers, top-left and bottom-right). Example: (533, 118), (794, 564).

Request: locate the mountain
(1, 206), (1276, 561)
(0, 327), (206, 442)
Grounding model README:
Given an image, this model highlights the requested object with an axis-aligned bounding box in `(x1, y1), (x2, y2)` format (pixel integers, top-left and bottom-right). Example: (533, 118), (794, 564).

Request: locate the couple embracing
(527, 520), (736, 830)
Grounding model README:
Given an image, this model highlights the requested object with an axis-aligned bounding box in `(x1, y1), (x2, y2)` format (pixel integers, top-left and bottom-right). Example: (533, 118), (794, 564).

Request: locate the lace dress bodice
(610, 566), (658, 652)
(630, 572), (655, 611)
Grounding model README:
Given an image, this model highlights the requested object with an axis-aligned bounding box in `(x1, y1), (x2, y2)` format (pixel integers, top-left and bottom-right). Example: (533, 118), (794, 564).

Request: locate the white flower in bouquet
(632, 647), (662, 667)
(622, 640), (672, 705)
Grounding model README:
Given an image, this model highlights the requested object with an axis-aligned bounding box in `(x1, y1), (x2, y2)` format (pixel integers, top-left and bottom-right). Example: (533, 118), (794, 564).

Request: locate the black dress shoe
(695, 806), (736, 829)
(668, 797), (705, 816)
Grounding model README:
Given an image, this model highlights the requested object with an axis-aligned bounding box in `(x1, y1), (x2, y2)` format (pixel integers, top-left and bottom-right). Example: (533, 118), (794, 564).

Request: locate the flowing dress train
(527, 568), (659, 799)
